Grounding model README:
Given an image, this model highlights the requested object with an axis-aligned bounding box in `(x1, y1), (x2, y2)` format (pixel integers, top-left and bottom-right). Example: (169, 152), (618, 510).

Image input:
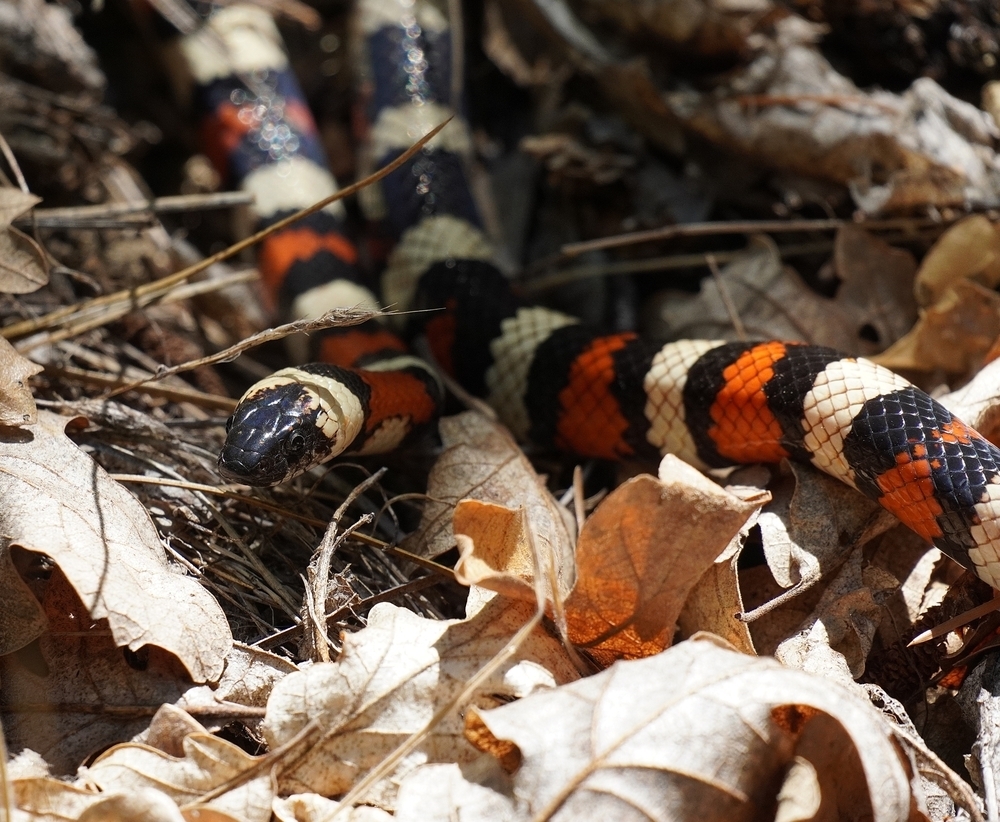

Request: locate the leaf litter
(4, 0), (1000, 819)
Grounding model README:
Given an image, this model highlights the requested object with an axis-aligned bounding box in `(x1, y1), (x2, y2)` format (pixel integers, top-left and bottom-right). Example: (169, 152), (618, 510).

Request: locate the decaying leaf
(650, 237), (862, 351)
(913, 215), (1000, 307)
(563, 457), (759, 663)
(273, 793), (394, 822)
(676, 512), (757, 654)
(13, 776), (113, 821)
(833, 225), (918, 352)
(0, 188), (47, 293)
(668, 43), (1000, 213)
(872, 279), (1000, 376)
(85, 733), (273, 822)
(0, 569), (214, 772)
(394, 762), (520, 822)
(464, 635), (931, 821)
(756, 462), (895, 603)
(454, 500), (545, 604)
(774, 551), (898, 683)
(263, 598), (578, 808)
(0, 335), (42, 425)
(0, 410), (231, 680)
(411, 411), (575, 595)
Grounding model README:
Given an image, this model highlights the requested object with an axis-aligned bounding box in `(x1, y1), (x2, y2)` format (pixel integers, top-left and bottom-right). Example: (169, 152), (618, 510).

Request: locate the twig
(706, 253), (747, 341)
(1, 117), (452, 342)
(45, 365), (236, 411)
(558, 215), (956, 258)
(307, 469), (386, 661)
(102, 305), (382, 399)
(253, 575), (443, 651)
(18, 191), (254, 229)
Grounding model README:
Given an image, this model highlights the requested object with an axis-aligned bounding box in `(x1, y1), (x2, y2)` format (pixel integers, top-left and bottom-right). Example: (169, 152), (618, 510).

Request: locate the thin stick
(102, 305), (382, 399)
(559, 215), (956, 258)
(112, 474), (456, 577)
(1, 117), (452, 342)
(908, 595), (1000, 646)
(20, 191), (254, 228)
(706, 253), (747, 341)
(45, 365), (237, 411)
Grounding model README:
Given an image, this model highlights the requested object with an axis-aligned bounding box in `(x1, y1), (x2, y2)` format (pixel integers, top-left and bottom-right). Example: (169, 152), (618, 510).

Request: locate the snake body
(178, 0), (1000, 590)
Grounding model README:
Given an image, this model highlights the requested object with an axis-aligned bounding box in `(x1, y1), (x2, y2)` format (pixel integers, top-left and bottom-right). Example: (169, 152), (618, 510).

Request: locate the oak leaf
(263, 598), (578, 808)
(464, 635), (928, 821)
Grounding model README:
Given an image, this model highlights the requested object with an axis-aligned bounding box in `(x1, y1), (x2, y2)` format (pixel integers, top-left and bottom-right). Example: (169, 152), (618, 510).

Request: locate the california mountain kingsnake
(177, 0), (1000, 591)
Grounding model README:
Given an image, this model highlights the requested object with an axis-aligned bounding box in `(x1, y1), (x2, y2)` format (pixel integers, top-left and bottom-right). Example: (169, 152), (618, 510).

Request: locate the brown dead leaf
(833, 225), (918, 352)
(264, 598), (578, 808)
(77, 788), (190, 822)
(0, 336), (42, 425)
(144, 704), (209, 758)
(650, 237), (862, 351)
(465, 635), (930, 821)
(563, 457), (759, 663)
(0, 188), (47, 293)
(775, 551), (896, 683)
(85, 733), (272, 822)
(454, 500), (540, 604)
(273, 794), (394, 822)
(394, 762), (520, 822)
(13, 776), (112, 821)
(411, 411), (575, 597)
(756, 462), (895, 604)
(871, 279), (1000, 375)
(0, 569), (208, 772)
(0, 410), (231, 679)
(676, 513), (758, 654)
(914, 215), (1000, 307)
(669, 42), (1000, 213)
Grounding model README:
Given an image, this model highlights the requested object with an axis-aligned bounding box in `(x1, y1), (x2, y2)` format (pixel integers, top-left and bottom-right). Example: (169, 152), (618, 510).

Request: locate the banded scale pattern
(176, 3), (444, 481)
(206, 0), (1000, 590)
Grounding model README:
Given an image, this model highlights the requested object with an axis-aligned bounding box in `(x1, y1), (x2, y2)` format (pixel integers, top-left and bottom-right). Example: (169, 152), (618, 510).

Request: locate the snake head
(218, 374), (351, 486)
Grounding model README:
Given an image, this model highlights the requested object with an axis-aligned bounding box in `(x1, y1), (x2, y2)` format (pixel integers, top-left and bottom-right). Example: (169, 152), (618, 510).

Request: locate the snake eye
(285, 431), (306, 455)
(225, 415), (234, 433)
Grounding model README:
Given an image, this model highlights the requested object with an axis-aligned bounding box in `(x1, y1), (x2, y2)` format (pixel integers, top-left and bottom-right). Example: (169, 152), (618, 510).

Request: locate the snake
(175, 0), (1000, 591)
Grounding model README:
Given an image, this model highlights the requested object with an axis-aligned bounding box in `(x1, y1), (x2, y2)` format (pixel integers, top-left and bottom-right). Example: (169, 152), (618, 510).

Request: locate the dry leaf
(13, 776), (111, 821)
(143, 704), (209, 758)
(650, 237), (862, 351)
(833, 225), (918, 352)
(213, 641), (298, 708)
(411, 412), (575, 597)
(872, 279), (1000, 375)
(756, 462), (894, 601)
(394, 762), (520, 822)
(775, 757), (822, 822)
(77, 788), (189, 822)
(263, 598), (578, 808)
(0, 189), (47, 293)
(465, 635), (928, 821)
(454, 500), (542, 604)
(273, 794), (394, 822)
(914, 215), (1000, 307)
(0, 336), (42, 425)
(774, 551), (895, 683)
(0, 410), (231, 679)
(563, 457), (759, 663)
(0, 569), (212, 771)
(85, 734), (272, 822)
(676, 514), (757, 654)
(669, 44), (1000, 213)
